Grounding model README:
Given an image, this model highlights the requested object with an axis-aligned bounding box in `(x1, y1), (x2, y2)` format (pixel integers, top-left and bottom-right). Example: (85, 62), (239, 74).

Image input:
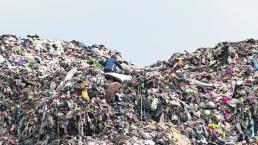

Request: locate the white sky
(1, 0), (258, 66)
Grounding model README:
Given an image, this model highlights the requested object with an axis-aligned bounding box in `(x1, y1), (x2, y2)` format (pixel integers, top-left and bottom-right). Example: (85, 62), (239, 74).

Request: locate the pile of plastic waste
(0, 34), (257, 144)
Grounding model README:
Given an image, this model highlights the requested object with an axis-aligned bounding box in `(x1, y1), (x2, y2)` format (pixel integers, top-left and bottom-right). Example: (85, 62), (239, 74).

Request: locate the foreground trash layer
(0, 34), (257, 145)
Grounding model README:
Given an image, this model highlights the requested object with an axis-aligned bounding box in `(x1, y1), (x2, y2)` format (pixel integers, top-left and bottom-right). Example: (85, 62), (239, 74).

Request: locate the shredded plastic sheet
(104, 72), (132, 82)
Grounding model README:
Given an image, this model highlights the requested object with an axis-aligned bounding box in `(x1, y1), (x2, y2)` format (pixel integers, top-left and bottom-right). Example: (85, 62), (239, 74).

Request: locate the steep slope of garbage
(0, 34), (257, 145)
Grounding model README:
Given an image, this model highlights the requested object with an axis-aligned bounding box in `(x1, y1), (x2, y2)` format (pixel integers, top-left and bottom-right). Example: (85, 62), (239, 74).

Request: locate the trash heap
(0, 34), (257, 145)
(140, 40), (258, 144)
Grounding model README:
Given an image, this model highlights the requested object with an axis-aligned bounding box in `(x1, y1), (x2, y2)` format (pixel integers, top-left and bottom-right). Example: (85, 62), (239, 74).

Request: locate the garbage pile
(140, 40), (258, 144)
(0, 34), (188, 145)
(0, 34), (257, 145)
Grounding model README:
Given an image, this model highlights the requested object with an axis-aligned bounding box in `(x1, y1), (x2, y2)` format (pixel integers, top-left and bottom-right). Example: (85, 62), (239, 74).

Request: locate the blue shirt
(252, 58), (258, 70)
(104, 58), (123, 72)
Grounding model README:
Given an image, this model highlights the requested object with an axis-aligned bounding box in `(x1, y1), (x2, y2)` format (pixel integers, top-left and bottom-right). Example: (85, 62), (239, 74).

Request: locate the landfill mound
(0, 34), (257, 145)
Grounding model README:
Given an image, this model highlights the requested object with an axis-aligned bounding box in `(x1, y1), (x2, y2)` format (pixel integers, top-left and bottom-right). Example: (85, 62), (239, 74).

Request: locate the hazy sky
(1, 0), (258, 66)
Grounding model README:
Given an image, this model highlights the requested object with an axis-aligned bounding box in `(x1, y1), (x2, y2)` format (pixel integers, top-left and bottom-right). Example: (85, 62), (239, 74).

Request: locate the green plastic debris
(204, 110), (211, 116)
(16, 104), (21, 109)
(237, 96), (244, 102)
(151, 98), (159, 111)
(185, 88), (193, 94)
(177, 57), (184, 60)
(140, 82), (145, 89)
(28, 95), (33, 101)
(188, 103), (193, 109)
(130, 124), (138, 130)
(92, 59), (102, 69)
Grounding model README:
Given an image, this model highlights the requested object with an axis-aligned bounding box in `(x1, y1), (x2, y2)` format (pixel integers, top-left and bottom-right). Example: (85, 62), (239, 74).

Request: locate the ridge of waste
(0, 34), (257, 145)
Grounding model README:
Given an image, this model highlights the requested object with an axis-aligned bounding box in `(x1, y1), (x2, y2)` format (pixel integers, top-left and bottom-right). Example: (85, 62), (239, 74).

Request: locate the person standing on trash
(104, 54), (123, 73)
